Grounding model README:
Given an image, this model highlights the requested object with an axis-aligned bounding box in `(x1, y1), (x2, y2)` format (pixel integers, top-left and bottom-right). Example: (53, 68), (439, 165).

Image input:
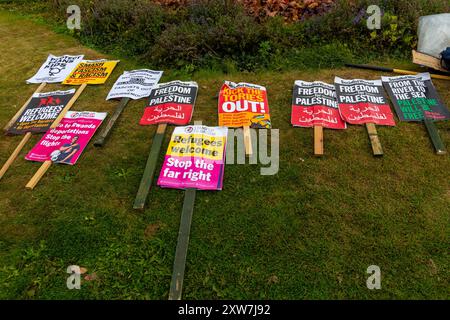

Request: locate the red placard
(291, 80), (346, 129)
(337, 103), (396, 126)
(139, 103), (194, 126)
(334, 77), (396, 126)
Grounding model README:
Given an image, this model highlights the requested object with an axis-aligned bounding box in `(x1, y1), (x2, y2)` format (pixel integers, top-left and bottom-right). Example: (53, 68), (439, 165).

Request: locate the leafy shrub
(5, 0), (449, 71)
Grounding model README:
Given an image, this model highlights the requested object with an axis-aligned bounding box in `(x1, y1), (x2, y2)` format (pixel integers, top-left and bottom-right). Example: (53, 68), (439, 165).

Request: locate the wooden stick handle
(243, 125), (253, 156)
(94, 97), (130, 147)
(393, 69), (450, 81)
(4, 82), (47, 132)
(133, 123), (167, 210)
(314, 125), (324, 156)
(424, 119), (447, 155)
(0, 132), (32, 180)
(25, 160), (52, 190)
(51, 83), (87, 129)
(366, 123), (384, 156)
(169, 188), (196, 300)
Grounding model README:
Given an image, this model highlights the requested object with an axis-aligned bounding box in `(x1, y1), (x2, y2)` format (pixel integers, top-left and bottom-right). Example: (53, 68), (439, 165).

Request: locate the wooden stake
(133, 123), (167, 210)
(243, 125), (252, 156)
(24, 84), (87, 189)
(50, 83), (87, 129)
(0, 132), (32, 180)
(366, 123), (384, 156)
(424, 119), (447, 155)
(25, 160), (52, 190)
(169, 188), (196, 300)
(412, 50), (449, 74)
(314, 125), (324, 156)
(94, 97), (130, 147)
(3, 82), (47, 132)
(345, 64), (450, 81)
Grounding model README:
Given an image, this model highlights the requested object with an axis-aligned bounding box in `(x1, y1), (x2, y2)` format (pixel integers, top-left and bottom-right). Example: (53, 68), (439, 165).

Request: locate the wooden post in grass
(424, 119), (447, 155)
(94, 97), (130, 147)
(169, 188), (196, 300)
(133, 123), (167, 210)
(3, 82), (47, 132)
(24, 83), (87, 190)
(366, 123), (383, 156)
(243, 125), (252, 156)
(314, 125), (324, 156)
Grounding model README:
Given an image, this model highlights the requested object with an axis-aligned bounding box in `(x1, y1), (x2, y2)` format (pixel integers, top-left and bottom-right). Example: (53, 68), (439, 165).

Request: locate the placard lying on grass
(62, 59), (119, 85)
(6, 89), (75, 135)
(139, 81), (198, 125)
(382, 73), (450, 121)
(106, 69), (163, 100)
(218, 81), (271, 128)
(291, 80), (346, 129)
(25, 111), (106, 165)
(157, 125), (228, 190)
(334, 77), (396, 126)
(27, 54), (84, 84)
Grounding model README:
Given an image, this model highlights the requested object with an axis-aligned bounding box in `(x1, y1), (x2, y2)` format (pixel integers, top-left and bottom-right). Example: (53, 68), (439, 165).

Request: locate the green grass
(0, 11), (449, 300)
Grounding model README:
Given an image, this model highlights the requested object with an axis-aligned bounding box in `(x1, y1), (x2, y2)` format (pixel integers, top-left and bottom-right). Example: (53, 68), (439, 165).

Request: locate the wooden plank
(133, 123), (167, 210)
(0, 132), (32, 180)
(366, 123), (384, 156)
(51, 83), (87, 129)
(243, 125), (253, 156)
(25, 160), (52, 190)
(412, 50), (449, 74)
(168, 188), (196, 300)
(94, 97), (130, 147)
(3, 82), (47, 132)
(314, 125), (324, 156)
(23, 83), (88, 189)
(424, 119), (447, 155)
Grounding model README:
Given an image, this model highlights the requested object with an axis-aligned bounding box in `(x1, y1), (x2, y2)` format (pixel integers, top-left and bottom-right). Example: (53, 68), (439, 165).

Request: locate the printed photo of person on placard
(51, 136), (80, 164)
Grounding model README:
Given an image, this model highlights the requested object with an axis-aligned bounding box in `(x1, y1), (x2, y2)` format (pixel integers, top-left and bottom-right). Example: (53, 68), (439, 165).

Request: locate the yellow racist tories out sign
(62, 59), (119, 85)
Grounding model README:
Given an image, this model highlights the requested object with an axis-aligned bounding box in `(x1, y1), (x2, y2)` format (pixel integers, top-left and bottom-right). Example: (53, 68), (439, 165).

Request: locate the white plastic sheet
(417, 13), (450, 58)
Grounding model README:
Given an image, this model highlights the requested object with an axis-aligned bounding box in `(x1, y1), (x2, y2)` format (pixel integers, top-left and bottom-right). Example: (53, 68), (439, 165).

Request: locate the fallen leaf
(84, 273), (98, 281)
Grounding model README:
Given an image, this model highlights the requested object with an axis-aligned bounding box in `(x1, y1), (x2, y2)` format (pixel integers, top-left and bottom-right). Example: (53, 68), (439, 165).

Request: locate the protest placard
(94, 69), (164, 147)
(292, 80), (346, 129)
(27, 54), (84, 84)
(382, 73), (450, 154)
(382, 73), (450, 122)
(140, 81), (198, 126)
(25, 111), (107, 165)
(218, 81), (270, 155)
(106, 69), (163, 100)
(334, 77), (395, 126)
(6, 90), (75, 135)
(291, 80), (346, 155)
(335, 77), (395, 156)
(62, 59), (119, 85)
(0, 88), (84, 181)
(158, 125), (228, 190)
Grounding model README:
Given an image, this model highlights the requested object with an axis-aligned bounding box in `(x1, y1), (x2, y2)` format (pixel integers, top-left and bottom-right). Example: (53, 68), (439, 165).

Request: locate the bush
(7, 0), (450, 71)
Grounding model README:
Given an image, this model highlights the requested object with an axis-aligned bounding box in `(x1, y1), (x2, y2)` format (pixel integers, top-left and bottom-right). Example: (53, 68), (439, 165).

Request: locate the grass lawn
(0, 11), (448, 300)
